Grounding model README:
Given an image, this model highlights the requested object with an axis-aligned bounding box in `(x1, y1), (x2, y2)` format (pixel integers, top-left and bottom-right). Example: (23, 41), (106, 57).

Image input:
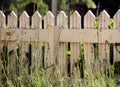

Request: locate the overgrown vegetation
(0, 38), (120, 87)
(0, 62), (118, 87)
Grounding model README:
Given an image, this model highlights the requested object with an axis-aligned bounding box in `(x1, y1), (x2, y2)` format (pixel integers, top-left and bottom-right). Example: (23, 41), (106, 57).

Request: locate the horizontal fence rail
(1, 28), (120, 43)
(0, 9), (120, 79)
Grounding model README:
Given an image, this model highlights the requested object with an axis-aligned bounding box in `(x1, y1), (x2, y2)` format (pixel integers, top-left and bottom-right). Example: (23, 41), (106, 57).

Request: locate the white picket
(19, 11), (29, 28)
(98, 10), (110, 71)
(8, 11), (18, 28)
(44, 11), (55, 28)
(0, 11), (5, 28)
(19, 11), (30, 74)
(32, 11), (42, 29)
(44, 11), (55, 69)
(70, 10), (81, 76)
(84, 10), (95, 70)
(31, 11), (42, 73)
(57, 11), (68, 75)
(7, 11), (18, 76)
(113, 9), (120, 29)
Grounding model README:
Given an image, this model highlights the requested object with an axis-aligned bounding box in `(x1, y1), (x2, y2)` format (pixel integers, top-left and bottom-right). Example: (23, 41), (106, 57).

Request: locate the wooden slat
(32, 11), (42, 73)
(98, 10), (110, 71)
(0, 11), (5, 28)
(70, 11), (81, 76)
(0, 11), (5, 81)
(44, 11), (55, 69)
(58, 29), (96, 43)
(113, 10), (120, 62)
(1, 29), (120, 43)
(19, 11), (29, 28)
(44, 11), (55, 28)
(8, 11), (18, 28)
(7, 11), (18, 76)
(7, 42), (17, 76)
(32, 11), (42, 29)
(113, 9), (120, 29)
(84, 10), (95, 29)
(31, 41), (42, 73)
(98, 10), (110, 29)
(84, 10), (95, 71)
(57, 11), (68, 28)
(57, 11), (68, 75)
(31, 11), (42, 73)
(1, 29), (47, 41)
(19, 11), (30, 75)
(70, 10), (81, 29)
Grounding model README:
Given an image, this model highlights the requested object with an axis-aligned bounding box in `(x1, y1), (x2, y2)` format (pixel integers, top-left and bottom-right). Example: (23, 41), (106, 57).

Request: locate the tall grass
(2, 67), (119, 85)
(0, 59), (118, 87)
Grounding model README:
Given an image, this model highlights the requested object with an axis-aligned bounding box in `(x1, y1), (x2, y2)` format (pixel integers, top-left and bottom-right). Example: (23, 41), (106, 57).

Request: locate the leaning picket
(0, 11), (6, 81)
(113, 10), (120, 62)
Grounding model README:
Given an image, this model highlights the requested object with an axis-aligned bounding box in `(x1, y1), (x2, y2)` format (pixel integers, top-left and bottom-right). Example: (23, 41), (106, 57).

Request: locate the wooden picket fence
(0, 9), (120, 79)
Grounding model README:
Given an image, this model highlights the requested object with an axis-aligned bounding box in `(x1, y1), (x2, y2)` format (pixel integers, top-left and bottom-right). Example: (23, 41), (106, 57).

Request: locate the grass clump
(0, 61), (119, 87)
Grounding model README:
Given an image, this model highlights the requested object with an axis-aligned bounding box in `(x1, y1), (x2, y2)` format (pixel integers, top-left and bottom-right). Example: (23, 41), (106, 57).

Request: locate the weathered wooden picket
(0, 9), (120, 78)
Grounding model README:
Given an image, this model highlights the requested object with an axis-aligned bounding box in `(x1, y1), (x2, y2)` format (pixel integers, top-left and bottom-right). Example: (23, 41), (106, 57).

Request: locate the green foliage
(9, 0), (29, 14)
(82, 0), (96, 8)
(59, 0), (68, 12)
(66, 50), (71, 55)
(9, 0), (48, 16)
(37, 0), (48, 16)
(109, 19), (113, 29)
(94, 18), (99, 29)
(42, 41), (45, 47)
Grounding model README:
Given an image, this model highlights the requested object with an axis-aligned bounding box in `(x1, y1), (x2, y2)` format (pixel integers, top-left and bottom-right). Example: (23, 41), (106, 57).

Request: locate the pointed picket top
(8, 11), (18, 28)
(57, 11), (68, 28)
(19, 11), (30, 28)
(98, 10), (110, 29)
(32, 11), (42, 29)
(113, 9), (120, 29)
(44, 11), (55, 28)
(84, 10), (95, 29)
(70, 10), (81, 29)
(0, 11), (6, 28)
